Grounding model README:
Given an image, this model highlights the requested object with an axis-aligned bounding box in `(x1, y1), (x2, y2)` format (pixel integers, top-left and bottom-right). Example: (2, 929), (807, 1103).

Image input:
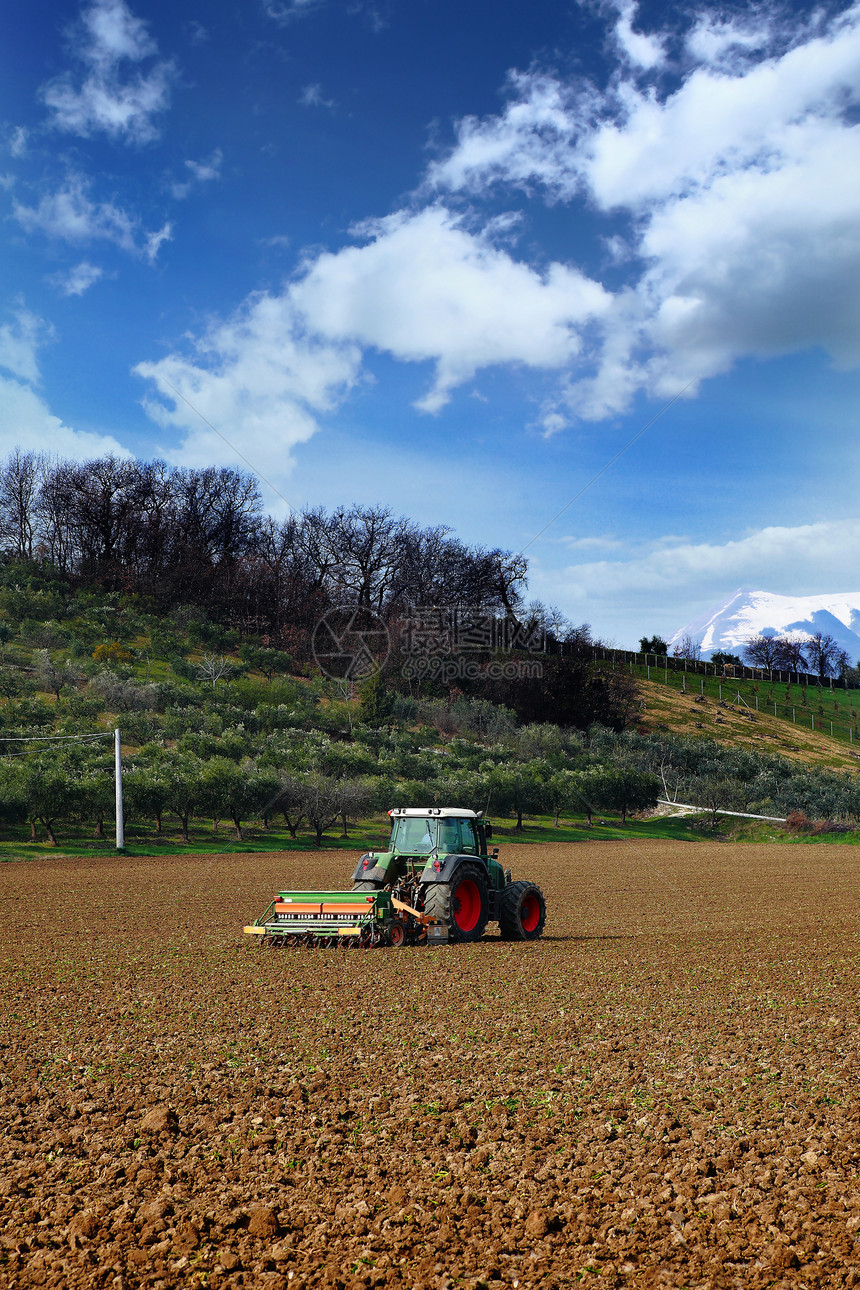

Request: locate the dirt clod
(247, 1206), (281, 1238)
(139, 1106), (178, 1135)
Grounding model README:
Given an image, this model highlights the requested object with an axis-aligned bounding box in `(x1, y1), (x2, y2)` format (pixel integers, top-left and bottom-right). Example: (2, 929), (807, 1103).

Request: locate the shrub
(92, 641), (134, 665)
(785, 809), (810, 833)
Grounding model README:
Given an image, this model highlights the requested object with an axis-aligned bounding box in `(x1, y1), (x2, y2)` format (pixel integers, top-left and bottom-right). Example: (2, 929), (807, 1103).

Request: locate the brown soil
(2, 841), (860, 1289)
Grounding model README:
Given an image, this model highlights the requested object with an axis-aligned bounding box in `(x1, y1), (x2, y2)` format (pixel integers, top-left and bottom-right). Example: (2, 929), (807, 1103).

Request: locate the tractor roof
(388, 807), (480, 819)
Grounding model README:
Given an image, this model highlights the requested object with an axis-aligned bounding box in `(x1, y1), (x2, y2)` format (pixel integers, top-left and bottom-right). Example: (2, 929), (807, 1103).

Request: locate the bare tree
(196, 653), (234, 688)
(672, 633), (701, 660)
(743, 634), (780, 669)
(806, 632), (842, 680)
(772, 634), (808, 672)
(0, 449), (44, 560)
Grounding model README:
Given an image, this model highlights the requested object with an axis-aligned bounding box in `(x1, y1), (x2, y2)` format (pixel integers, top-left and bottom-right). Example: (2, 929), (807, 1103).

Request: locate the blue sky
(2, 0), (859, 647)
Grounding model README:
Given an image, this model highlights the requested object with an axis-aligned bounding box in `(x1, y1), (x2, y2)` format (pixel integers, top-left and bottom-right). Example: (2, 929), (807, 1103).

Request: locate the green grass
(0, 817), (393, 861)
(617, 657), (860, 747)
(7, 809), (855, 862)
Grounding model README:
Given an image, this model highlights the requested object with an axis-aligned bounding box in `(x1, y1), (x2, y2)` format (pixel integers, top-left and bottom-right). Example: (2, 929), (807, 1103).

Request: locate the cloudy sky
(2, 0), (859, 646)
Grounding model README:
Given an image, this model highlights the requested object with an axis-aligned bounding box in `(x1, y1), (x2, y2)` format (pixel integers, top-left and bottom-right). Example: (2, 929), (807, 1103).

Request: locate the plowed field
(2, 841), (860, 1289)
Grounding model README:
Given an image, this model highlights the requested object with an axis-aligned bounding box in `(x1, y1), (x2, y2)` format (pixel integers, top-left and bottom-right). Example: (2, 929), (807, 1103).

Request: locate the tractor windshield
(389, 817), (474, 855)
(390, 817), (437, 854)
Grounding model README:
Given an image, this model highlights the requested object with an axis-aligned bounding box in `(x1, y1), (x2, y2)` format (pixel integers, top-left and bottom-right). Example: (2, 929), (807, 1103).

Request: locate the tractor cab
(388, 811), (484, 858)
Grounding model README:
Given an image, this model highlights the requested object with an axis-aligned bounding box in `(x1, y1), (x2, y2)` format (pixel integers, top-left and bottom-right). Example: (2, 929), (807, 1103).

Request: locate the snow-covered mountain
(669, 589), (860, 662)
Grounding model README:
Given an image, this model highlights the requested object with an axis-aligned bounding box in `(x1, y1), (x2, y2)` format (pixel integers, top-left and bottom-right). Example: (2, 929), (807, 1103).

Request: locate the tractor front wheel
(424, 863), (489, 942)
(499, 880), (546, 941)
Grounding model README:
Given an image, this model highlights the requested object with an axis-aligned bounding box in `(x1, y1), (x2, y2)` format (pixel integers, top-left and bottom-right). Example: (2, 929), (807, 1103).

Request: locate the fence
(586, 645), (849, 690)
(581, 648), (860, 750)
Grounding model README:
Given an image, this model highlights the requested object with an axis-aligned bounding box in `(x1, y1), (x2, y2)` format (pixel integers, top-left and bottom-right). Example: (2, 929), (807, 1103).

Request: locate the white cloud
(299, 84), (335, 109)
(291, 205), (611, 411)
(535, 519), (860, 645)
(171, 150), (223, 199)
(50, 261), (105, 296)
(263, 0), (322, 21)
(13, 173), (170, 260)
(142, 221), (172, 262)
(133, 291), (362, 491)
(41, 0), (173, 144)
(427, 72), (582, 201)
(611, 0), (666, 70)
(429, 3), (860, 421)
(135, 203), (611, 475)
(8, 126), (28, 158)
(559, 534), (625, 552)
(0, 376), (130, 460)
(0, 309), (46, 384)
(0, 302), (129, 458)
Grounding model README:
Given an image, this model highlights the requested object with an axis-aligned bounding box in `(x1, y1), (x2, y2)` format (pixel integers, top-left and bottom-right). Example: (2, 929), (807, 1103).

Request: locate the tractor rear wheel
(424, 863), (489, 942)
(352, 880), (381, 892)
(499, 881), (546, 941)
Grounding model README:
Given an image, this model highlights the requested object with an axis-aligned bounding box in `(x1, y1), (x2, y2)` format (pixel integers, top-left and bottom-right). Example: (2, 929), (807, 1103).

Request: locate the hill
(0, 557), (857, 853)
(636, 675), (860, 773)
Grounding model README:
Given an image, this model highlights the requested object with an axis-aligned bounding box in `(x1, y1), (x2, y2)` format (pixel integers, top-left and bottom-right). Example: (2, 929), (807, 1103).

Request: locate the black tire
(424, 862), (489, 943)
(352, 880), (381, 892)
(499, 880), (546, 941)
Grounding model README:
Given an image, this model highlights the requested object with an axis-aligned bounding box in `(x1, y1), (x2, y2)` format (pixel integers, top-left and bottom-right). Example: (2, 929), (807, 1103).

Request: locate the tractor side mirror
(484, 822), (493, 839)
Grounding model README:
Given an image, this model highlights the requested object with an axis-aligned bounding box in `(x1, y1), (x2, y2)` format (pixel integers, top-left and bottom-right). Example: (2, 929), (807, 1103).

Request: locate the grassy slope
(634, 674), (860, 772)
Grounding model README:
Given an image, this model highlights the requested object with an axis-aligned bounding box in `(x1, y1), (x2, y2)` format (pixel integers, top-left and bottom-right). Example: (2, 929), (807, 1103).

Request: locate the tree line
(0, 451), (640, 728)
(743, 632), (852, 680)
(0, 720), (662, 847)
(640, 630), (853, 682)
(0, 450), (529, 638)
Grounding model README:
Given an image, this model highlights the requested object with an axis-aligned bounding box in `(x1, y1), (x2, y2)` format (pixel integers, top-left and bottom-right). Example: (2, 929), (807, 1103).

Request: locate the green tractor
(244, 807), (547, 948)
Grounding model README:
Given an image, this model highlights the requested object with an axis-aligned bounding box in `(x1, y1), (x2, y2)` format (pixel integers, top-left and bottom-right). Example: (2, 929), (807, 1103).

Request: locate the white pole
(115, 727), (124, 851)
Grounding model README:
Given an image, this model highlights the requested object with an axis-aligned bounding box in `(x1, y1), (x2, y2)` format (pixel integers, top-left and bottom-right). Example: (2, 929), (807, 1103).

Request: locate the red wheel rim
(521, 892), (541, 932)
(390, 922), (405, 946)
(452, 878), (481, 932)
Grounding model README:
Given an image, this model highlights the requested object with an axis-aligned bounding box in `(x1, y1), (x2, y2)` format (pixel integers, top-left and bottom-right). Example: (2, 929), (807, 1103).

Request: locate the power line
(518, 381), (696, 557)
(0, 732), (113, 742)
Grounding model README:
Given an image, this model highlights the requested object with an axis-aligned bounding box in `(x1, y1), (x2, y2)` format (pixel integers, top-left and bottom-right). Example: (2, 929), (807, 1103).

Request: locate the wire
(0, 732), (113, 742)
(517, 380), (696, 557)
(162, 380), (294, 512)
